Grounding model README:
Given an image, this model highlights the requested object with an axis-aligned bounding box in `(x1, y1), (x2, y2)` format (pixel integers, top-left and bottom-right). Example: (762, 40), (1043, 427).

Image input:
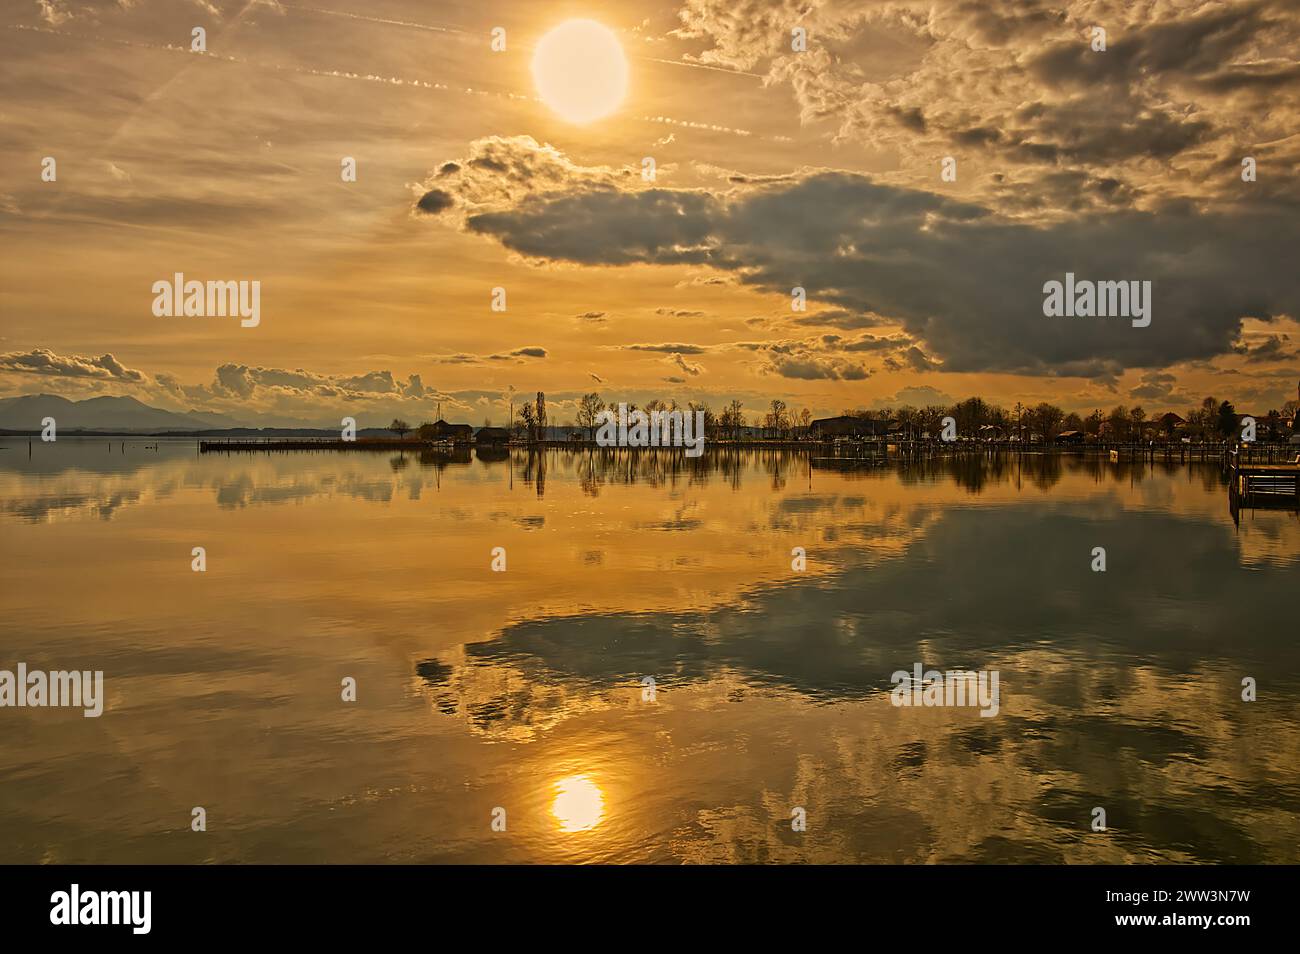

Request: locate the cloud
(1128, 370), (1180, 401)
(793, 308), (889, 330)
(1233, 333), (1297, 363)
(675, 273), (735, 288)
(412, 135), (637, 221)
(0, 348), (146, 382)
(0, 347), (472, 429)
(670, 0), (1300, 210)
(429, 139), (1300, 377)
(625, 342), (709, 355)
(763, 353), (870, 381)
(883, 345), (940, 373)
(433, 347), (548, 364)
(415, 189), (454, 214)
(870, 385), (957, 409)
(668, 352), (704, 376)
(37, 1), (72, 26)
(507, 347), (547, 359)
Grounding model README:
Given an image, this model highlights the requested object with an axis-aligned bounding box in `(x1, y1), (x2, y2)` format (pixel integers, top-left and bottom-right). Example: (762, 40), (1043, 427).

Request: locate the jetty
(1224, 448), (1300, 507)
(199, 438), (452, 453)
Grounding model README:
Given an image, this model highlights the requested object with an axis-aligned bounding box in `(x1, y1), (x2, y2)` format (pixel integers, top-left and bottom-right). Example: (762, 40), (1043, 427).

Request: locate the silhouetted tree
(516, 403), (537, 441)
(577, 392), (605, 440)
(1217, 400), (1237, 439)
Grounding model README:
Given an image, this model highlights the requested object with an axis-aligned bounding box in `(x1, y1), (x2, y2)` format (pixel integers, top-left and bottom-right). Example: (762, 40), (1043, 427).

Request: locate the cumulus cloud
(0, 348), (463, 428)
(0, 348), (146, 382)
(672, 0), (1300, 210)
(412, 135), (639, 221)
(765, 352), (870, 381)
(1128, 370), (1181, 401)
(424, 138), (1299, 377)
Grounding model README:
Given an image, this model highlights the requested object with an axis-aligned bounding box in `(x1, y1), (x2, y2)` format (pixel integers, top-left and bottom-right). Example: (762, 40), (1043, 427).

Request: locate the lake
(1, 438), (1297, 863)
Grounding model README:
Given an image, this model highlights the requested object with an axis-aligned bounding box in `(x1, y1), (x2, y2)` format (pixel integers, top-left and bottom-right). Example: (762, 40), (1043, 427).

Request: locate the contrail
(279, 2), (764, 79)
(8, 24), (527, 100)
(9, 23), (783, 140)
(277, 3), (471, 36)
(641, 57), (764, 79)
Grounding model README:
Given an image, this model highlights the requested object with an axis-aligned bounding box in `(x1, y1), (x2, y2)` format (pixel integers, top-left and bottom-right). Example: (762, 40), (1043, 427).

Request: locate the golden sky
(1, 0), (1298, 427)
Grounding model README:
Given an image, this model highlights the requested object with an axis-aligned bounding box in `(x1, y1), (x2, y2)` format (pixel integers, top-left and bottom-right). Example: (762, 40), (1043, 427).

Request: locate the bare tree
(389, 418), (411, 440)
(765, 398), (789, 438)
(516, 403), (537, 441)
(577, 392), (605, 440)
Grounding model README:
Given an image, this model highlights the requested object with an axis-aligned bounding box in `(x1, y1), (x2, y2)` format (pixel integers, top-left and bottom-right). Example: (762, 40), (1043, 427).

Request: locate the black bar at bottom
(0, 864), (1283, 940)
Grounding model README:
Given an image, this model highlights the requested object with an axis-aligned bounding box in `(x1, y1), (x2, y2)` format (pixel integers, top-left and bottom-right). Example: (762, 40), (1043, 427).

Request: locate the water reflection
(552, 775), (605, 833)
(0, 438), (1297, 864)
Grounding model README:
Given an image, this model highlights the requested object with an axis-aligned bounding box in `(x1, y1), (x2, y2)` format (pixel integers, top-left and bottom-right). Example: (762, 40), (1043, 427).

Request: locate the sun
(531, 19), (629, 124)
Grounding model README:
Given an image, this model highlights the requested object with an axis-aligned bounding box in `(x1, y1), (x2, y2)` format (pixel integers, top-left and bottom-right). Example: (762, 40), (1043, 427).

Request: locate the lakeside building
(419, 420), (474, 443)
(809, 416), (892, 440)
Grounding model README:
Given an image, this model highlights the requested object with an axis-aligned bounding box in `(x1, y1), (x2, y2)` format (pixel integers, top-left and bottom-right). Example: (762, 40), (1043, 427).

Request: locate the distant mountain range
(0, 394), (247, 432)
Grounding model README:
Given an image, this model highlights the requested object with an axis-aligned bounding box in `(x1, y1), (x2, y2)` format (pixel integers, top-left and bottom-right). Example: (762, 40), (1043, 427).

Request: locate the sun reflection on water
(552, 774), (605, 833)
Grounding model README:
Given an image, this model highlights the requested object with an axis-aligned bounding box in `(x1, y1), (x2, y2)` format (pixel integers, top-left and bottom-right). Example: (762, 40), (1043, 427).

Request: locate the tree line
(391, 390), (1298, 443)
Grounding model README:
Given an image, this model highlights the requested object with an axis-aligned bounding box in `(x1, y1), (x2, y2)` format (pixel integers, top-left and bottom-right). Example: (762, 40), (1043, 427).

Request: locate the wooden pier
(199, 438), (454, 453)
(1225, 449), (1300, 507)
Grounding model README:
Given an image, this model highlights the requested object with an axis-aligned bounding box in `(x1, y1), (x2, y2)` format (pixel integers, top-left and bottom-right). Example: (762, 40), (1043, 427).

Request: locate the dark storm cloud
(467, 188), (720, 266)
(1002, 100), (1212, 164)
(416, 189), (455, 215)
(455, 171), (1300, 376)
(1029, 3), (1276, 90)
(1233, 334), (1297, 363)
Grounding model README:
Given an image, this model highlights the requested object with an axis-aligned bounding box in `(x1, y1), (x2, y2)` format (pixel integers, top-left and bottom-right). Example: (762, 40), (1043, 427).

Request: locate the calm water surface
(1, 438), (1298, 863)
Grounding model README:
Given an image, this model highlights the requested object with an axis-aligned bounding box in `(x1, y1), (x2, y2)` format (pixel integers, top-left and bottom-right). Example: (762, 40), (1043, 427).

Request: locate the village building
(809, 415), (891, 440)
(419, 420), (474, 443)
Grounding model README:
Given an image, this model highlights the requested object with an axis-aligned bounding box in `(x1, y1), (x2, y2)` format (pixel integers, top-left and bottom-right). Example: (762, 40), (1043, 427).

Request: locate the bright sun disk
(532, 19), (629, 124)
